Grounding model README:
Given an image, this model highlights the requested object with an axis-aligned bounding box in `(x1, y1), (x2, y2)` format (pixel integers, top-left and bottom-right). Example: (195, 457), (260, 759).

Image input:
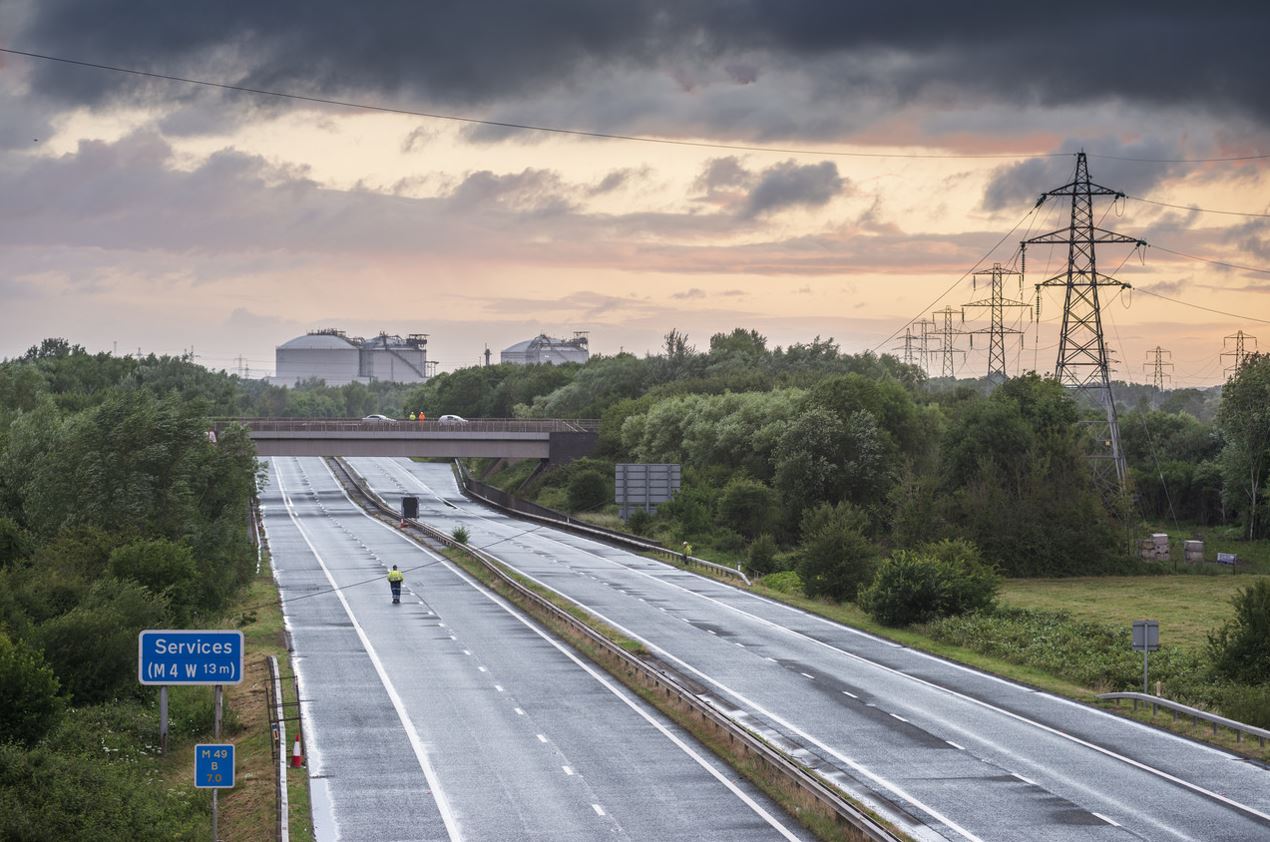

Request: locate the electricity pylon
(1143, 346), (1173, 390)
(1222, 330), (1258, 378)
(893, 324), (923, 367)
(931, 307), (965, 378)
(962, 262), (1030, 382)
(1022, 151), (1146, 493)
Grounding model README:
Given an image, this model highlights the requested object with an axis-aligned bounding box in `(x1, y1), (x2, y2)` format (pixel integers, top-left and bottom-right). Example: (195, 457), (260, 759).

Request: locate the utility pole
(1023, 152), (1145, 493)
(1143, 347), (1173, 391)
(1222, 330), (1258, 379)
(962, 262), (1030, 382)
(913, 319), (937, 376)
(930, 307), (965, 378)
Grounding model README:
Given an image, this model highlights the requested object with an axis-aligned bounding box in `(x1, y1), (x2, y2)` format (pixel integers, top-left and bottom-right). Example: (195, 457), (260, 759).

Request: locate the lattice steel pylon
(1143, 346), (1173, 391)
(1022, 152), (1146, 492)
(931, 307), (965, 378)
(893, 324), (923, 368)
(1222, 330), (1258, 379)
(962, 262), (1031, 382)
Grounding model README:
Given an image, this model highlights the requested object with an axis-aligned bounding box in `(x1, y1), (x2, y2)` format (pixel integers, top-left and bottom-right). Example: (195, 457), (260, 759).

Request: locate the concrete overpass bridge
(214, 418), (598, 463)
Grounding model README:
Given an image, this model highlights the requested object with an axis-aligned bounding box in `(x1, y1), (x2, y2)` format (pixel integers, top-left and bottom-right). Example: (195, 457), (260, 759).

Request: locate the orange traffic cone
(291, 733), (304, 767)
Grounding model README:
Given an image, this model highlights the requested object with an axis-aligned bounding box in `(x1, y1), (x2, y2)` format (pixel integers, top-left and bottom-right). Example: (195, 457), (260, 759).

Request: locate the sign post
(140, 630), (243, 842)
(1132, 620), (1160, 694)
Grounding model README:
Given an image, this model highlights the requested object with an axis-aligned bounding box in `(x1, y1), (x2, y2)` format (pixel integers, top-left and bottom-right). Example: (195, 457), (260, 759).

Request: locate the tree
(795, 502), (876, 601)
(747, 534), (779, 577)
(774, 407), (891, 526)
(1218, 355), (1270, 538)
(0, 632), (63, 746)
(108, 539), (199, 624)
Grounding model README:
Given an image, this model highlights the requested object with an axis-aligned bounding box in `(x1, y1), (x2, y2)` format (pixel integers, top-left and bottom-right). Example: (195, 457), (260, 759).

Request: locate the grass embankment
(216, 554), (314, 842)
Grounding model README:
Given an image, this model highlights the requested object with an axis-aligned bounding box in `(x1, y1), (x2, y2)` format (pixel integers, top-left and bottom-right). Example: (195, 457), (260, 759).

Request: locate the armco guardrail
(1098, 692), (1270, 747)
(215, 417), (599, 434)
(453, 461), (750, 584)
(328, 457), (898, 842)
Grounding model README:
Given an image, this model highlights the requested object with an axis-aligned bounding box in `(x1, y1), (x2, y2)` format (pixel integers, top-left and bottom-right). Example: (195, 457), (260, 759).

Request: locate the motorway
(261, 456), (812, 842)
(349, 456), (1270, 842)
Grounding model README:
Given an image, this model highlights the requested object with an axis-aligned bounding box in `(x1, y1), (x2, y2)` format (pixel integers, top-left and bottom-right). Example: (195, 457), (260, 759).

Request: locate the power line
(4, 46), (1268, 165)
(1150, 244), (1270, 276)
(1126, 195), (1270, 219)
(1133, 287), (1270, 325)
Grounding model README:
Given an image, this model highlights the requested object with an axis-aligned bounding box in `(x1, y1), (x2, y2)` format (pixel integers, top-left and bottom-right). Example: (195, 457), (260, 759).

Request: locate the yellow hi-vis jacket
(387, 569), (404, 584)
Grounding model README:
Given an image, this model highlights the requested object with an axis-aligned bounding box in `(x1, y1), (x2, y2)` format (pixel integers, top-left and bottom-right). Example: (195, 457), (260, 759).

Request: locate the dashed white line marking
(764, 656), (777, 662)
(562, 766), (574, 776)
(890, 713), (908, 723)
(946, 740), (965, 751)
(1091, 812), (1121, 828)
(800, 672), (815, 680)
(462, 649), (471, 656)
(536, 734), (548, 743)
(1012, 773), (1036, 786)
(514, 708), (525, 716)
(842, 690), (858, 699)
(591, 804), (606, 817)
(494, 684), (504, 693)
(477, 666), (487, 673)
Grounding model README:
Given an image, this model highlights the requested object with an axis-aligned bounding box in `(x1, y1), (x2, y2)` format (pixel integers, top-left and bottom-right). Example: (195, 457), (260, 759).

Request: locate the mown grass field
(999, 574), (1269, 652)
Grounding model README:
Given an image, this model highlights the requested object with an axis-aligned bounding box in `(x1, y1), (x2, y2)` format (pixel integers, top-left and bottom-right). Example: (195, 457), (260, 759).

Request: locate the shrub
(625, 508), (653, 535)
(858, 540), (998, 627)
(108, 539), (199, 624)
(718, 477), (779, 539)
(1216, 684), (1270, 729)
(566, 469), (609, 512)
(1207, 579), (1270, 684)
(0, 516), (32, 568)
(747, 534), (779, 577)
(795, 502), (876, 602)
(452, 526), (470, 545)
(0, 633), (62, 746)
(759, 570), (804, 596)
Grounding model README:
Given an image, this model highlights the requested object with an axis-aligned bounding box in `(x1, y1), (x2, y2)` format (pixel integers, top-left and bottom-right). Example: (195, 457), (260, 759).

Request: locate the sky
(2, 1), (1269, 386)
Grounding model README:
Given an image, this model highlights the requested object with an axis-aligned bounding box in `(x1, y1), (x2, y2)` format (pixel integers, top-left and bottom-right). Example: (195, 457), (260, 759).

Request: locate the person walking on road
(388, 565), (404, 604)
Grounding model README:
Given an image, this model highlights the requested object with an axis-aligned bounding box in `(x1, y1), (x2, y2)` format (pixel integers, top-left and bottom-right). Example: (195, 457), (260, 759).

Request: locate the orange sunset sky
(3, 2), (1268, 386)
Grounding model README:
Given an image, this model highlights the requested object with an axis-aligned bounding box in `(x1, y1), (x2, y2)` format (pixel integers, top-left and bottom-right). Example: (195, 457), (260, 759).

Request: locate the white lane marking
(562, 766), (574, 776)
(272, 460), (463, 842)
(536, 734), (548, 743)
(764, 657), (777, 662)
(946, 741), (965, 751)
(591, 804), (606, 817)
(478, 666), (488, 673)
(330, 461), (804, 842)
(387, 462), (1270, 825)
(1012, 773), (1035, 786)
(1092, 812), (1121, 828)
(514, 708), (526, 716)
(495, 685), (505, 693)
(462, 649), (471, 656)
(890, 714), (908, 723)
(801, 672), (815, 680)
(843, 691), (858, 699)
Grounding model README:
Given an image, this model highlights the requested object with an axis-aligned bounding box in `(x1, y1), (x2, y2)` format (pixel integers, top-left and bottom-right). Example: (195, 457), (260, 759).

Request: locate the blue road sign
(138, 630), (244, 686)
(194, 744), (235, 789)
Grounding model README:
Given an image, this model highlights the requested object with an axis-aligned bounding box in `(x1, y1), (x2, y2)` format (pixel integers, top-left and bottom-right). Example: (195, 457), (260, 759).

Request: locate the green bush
(625, 508), (653, 535)
(108, 539), (199, 624)
(795, 502), (876, 602)
(566, 469), (609, 512)
(747, 534), (779, 577)
(0, 633), (62, 746)
(1216, 684), (1270, 729)
(452, 526), (470, 545)
(718, 477), (779, 539)
(859, 539), (999, 627)
(0, 516), (32, 568)
(759, 570), (804, 596)
(37, 579), (170, 705)
(1207, 579), (1270, 684)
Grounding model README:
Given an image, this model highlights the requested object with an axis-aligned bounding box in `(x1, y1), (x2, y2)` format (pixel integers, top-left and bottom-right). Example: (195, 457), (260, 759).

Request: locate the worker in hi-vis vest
(388, 565), (405, 604)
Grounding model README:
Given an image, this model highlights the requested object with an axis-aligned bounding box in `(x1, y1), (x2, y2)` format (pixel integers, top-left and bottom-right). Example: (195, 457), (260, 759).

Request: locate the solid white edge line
(272, 459), (464, 842)
(384, 458), (1270, 825)
(1092, 812), (1121, 827)
(321, 459), (806, 842)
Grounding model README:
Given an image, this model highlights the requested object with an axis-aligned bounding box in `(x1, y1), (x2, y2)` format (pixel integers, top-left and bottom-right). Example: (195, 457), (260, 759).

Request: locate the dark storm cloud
(742, 160), (843, 217)
(15, 2), (1270, 135)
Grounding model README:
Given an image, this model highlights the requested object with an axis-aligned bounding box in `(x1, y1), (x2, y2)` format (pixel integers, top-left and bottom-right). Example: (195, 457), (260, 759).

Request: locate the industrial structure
(962, 262), (1030, 382)
(501, 332), (590, 366)
(1222, 330), (1258, 379)
(271, 329), (432, 387)
(1023, 151), (1145, 493)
